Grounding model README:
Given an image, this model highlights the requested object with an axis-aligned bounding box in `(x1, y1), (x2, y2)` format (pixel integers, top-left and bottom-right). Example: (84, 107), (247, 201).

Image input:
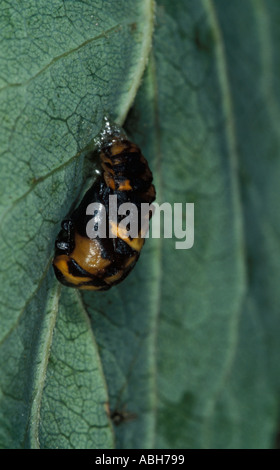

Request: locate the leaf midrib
(26, 283), (61, 449)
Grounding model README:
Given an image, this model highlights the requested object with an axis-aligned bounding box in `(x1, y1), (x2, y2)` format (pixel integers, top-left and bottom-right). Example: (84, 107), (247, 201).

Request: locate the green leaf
(206, 0), (280, 449)
(0, 0), (153, 449)
(89, 0), (246, 449)
(85, 0), (280, 449)
(37, 286), (114, 449)
(1, 0), (280, 450)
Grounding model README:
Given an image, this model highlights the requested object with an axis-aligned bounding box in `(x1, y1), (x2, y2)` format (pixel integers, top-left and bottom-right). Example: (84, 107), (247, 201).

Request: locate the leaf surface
(0, 0), (279, 450)
(89, 0), (245, 448)
(0, 0), (154, 449)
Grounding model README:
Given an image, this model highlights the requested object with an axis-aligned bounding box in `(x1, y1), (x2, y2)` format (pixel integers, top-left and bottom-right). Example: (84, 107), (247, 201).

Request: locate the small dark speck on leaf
(110, 409), (137, 426)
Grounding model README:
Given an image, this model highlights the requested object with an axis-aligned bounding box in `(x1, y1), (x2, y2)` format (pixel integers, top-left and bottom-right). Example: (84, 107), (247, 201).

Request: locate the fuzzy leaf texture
(0, 0), (279, 449)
